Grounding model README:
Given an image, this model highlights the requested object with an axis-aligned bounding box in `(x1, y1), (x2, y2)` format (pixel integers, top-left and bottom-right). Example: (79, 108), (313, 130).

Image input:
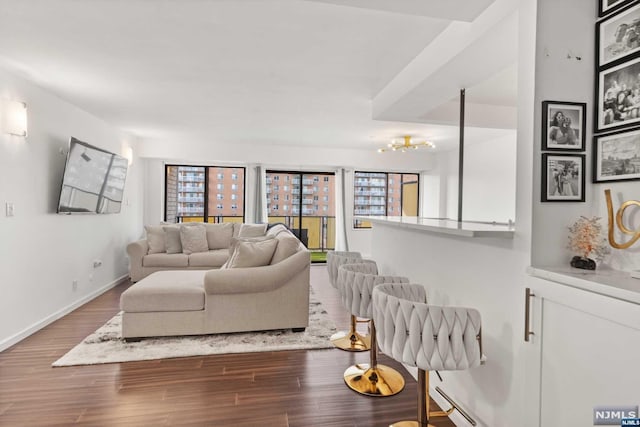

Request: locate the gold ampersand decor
(604, 189), (640, 249)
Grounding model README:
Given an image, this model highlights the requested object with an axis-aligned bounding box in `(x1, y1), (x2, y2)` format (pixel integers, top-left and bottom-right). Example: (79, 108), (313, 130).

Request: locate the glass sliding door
(266, 170), (335, 262)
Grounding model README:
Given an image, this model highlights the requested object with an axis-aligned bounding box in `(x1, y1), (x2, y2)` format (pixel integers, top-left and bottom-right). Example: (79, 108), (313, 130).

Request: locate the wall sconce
(0, 99), (28, 137)
(124, 146), (133, 166)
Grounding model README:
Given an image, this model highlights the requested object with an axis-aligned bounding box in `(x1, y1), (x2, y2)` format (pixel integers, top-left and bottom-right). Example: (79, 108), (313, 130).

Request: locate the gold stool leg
(390, 369), (435, 427)
(331, 315), (371, 352)
(343, 321), (405, 397)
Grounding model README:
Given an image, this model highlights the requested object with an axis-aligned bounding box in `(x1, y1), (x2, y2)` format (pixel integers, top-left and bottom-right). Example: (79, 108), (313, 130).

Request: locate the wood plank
(0, 265), (455, 426)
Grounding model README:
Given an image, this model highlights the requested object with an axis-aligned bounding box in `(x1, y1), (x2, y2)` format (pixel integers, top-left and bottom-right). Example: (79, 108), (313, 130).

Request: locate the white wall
(433, 131), (517, 223)
(0, 67), (143, 351)
(463, 133), (517, 223)
(531, 0), (639, 271)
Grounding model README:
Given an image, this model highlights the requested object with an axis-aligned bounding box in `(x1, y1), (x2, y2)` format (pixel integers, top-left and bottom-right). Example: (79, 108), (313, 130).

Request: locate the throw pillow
(227, 235), (274, 256)
(163, 225), (183, 254)
(145, 225), (166, 254)
(226, 238), (279, 268)
(270, 235), (301, 264)
(238, 223), (267, 238)
(180, 224), (209, 255)
(204, 223), (234, 249)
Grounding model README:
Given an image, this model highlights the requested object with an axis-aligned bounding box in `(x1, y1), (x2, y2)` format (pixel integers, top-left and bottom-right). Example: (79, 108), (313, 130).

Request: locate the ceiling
(0, 0), (518, 153)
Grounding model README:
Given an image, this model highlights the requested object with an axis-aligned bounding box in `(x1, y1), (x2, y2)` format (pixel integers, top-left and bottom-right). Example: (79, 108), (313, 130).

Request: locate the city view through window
(353, 171), (419, 228)
(165, 165), (245, 224)
(266, 171), (335, 262)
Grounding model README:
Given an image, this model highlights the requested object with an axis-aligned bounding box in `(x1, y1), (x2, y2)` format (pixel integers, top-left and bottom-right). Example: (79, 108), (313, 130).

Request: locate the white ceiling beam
(372, 0), (519, 127)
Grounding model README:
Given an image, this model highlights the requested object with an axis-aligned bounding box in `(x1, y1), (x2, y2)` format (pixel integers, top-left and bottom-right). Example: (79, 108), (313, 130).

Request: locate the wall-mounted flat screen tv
(57, 137), (129, 214)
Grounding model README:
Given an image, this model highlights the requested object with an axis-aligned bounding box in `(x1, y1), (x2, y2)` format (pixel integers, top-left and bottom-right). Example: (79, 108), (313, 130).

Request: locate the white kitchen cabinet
(524, 268), (640, 427)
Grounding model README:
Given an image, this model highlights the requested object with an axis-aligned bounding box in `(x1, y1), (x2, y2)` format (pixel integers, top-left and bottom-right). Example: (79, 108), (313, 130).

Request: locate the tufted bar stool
(326, 251), (372, 352)
(372, 283), (482, 426)
(337, 263), (409, 397)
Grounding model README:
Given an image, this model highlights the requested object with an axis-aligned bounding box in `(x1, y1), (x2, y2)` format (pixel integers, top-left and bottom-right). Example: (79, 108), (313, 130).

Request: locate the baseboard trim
(0, 275), (128, 352)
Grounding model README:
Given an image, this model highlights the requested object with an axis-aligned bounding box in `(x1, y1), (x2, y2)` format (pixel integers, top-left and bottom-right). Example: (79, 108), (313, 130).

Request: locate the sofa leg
(292, 327), (306, 333)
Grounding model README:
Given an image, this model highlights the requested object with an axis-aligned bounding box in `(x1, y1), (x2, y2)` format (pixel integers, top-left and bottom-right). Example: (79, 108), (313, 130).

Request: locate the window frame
(352, 170), (420, 229)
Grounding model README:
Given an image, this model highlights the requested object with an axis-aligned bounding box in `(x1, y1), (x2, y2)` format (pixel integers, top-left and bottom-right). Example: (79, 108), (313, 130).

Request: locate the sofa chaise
(120, 223), (311, 339)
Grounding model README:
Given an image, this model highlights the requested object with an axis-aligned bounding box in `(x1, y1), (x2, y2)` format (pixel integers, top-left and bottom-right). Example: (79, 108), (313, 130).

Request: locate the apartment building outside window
(165, 165), (245, 223)
(265, 170), (336, 262)
(353, 171), (419, 228)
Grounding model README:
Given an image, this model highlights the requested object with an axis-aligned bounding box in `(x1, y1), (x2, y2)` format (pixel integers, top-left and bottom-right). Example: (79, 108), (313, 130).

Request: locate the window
(283, 205), (289, 211)
(273, 194), (279, 201)
(165, 165), (245, 223)
(231, 204), (238, 210)
(272, 204), (279, 211)
(231, 184), (238, 191)
(283, 185), (289, 191)
(231, 194), (237, 200)
(324, 176), (329, 182)
(353, 171), (419, 228)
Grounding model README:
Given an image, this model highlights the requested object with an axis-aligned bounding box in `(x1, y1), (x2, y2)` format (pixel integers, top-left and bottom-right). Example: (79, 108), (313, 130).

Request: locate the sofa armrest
(204, 249), (309, 295)
(126, 239), (148, 282)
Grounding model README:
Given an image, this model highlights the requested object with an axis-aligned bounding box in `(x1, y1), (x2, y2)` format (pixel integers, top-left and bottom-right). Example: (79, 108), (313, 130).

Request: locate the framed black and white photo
(542, 101), (586, 151)
(599, 0), (636, 18)
(593, 127), (640, 182)
(597, 2), (640, 68)
(596, 55), (640, 132)
(541, 153), (585, 202)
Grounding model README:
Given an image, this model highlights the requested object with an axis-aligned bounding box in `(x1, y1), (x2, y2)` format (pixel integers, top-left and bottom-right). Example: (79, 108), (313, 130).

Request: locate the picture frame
(596, 54), (640, 132)
(597, 2), (640, 68)
(593, 127), (640, 182)
(599, 0), (637, 18)
(541, 101), (586, 151)
(541, 153), (586, 202)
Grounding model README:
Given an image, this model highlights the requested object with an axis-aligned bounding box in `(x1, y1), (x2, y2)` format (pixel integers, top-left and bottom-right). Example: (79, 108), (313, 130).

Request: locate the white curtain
(254, 165), (268, 223)
(334, 168), (348, 251)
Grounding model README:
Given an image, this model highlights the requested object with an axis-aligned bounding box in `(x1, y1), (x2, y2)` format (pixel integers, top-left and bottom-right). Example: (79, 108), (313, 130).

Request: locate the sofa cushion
(188, 249), (229, 267)
(204, 223), (234, 250)
(270, 235), (301, 264)
(121, 271), (205, 312)
(180, 224), (209, 255)
(266, 224), (289, 237)
(163, 225), (183, 254)
(145, 225), (166, 254)
(238, 223), (267, 238)
(143, 253), (189, 268)
(225, 238), (278, 268)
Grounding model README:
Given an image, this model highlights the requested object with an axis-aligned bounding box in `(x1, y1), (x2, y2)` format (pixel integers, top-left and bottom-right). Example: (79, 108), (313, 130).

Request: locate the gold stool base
(343, 363), (405, 397)
(390, 422), (436, 427)
(330, 330), (371, 352)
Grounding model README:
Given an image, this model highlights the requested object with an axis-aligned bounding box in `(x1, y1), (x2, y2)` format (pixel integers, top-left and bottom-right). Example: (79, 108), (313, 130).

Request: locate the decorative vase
(570, 256), (596, 270)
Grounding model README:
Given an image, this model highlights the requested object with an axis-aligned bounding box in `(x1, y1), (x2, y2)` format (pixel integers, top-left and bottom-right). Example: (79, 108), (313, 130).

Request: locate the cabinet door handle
(524, 287), (535, 342)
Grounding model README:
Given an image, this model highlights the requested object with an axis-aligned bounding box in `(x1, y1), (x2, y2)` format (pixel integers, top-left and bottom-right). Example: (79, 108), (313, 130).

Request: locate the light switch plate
(5, 202), (14, 217)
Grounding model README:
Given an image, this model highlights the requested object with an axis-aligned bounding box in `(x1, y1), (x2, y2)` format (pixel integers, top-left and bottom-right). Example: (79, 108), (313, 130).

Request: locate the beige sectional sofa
(120, 223), (311, 339)
(127, 222), (270, 282)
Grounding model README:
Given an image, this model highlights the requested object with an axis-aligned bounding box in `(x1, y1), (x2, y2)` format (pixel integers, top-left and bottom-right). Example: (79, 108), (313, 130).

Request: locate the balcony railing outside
(178, 196), (205, 203)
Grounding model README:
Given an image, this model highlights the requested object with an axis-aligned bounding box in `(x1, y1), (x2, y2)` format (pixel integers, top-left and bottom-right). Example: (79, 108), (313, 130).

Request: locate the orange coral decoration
(567, 216), (610, 261)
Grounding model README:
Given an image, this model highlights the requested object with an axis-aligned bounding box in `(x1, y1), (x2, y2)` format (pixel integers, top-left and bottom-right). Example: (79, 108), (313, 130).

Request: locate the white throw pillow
(204, 223), (234, 249)
(238, 223), (268, 238)
(145, 225), (166, 254)
(270, 235), (301, 264)
(163, 225), (183, 254)
(180, 224), (209, 255)
(226, 238), (278, 268)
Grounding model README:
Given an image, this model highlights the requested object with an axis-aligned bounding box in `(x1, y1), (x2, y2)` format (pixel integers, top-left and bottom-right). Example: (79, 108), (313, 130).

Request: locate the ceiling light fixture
(377, 135), (434, 153)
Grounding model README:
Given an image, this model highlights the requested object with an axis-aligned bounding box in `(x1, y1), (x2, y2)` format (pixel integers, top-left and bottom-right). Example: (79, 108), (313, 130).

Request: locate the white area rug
(53, 295), (337, 366)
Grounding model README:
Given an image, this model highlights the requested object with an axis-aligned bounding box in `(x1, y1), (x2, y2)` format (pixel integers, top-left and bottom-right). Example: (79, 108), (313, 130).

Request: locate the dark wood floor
(0, 266), (454, 427)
